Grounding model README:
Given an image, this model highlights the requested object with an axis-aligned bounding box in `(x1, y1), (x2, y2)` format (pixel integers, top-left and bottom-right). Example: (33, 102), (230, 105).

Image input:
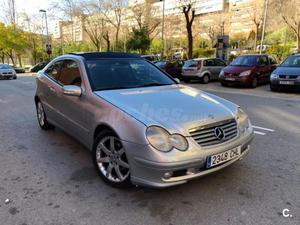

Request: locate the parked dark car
(270, 54), (300, 92)
(219, 54), (277, 88)
(12, 66), (26, 73)
(155, 60), (183, 78)
(30, 62), (49, 72)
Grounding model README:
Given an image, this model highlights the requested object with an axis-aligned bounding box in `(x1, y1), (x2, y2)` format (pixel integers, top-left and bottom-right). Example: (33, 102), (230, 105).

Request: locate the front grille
(2, 72), (13, 75)
(279, 75), (298, 79)
(189, 119), (238, 147)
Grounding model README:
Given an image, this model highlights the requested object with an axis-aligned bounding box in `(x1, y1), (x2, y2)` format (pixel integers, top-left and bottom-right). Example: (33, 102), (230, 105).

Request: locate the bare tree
(180, 0), (196, 59)
(274, 0), (300, 50)
(129, 2), (161, 40)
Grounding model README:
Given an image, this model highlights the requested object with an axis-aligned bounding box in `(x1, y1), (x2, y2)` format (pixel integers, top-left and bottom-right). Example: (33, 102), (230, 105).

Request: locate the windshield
(230, 55), (259, 67)
(86, 59), (175, 91)
(0, 64), (12, 69)
(183, 60), (199, 68)
(280, 55), (300, 67)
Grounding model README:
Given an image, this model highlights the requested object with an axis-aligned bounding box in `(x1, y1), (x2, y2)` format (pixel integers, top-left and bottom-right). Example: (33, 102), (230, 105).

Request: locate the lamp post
(259, 0), (269, 54)
(39, 9), (51, 57)
(161, 0), (165, 59)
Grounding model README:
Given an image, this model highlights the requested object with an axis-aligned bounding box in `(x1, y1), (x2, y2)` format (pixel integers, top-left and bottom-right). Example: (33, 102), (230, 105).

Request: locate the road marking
(252, 125), (275, 132)
(254, 131), (266, 136)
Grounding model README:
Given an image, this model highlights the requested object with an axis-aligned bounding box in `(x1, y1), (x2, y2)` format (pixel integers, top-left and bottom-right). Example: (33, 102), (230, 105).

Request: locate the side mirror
(62, 85), (82, 97)
(174, 78), (180, 84)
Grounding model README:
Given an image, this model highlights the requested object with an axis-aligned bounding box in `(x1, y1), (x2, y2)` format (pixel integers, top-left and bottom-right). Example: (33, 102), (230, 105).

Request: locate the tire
(93, 130), (131, 188)
(221, 82), (227, 87)
(13, 76), (17, 80)
(36, 101), (54, 130)
(202, 74), (210, 84)
(270, 85), (279, 92)
(250, 77), (258, 88)
(183, 78), (190, 83)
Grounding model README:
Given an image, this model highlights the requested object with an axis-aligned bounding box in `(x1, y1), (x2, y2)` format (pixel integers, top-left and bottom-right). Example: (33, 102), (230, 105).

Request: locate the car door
(56, 59), (89, 143)
(41, 60), (64, 124)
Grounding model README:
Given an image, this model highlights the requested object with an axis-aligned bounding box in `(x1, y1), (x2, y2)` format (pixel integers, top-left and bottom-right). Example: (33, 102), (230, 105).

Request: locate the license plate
(225, 77), (235, 81)
(207, 146), (241, 168)
(280, 80), (294, 85)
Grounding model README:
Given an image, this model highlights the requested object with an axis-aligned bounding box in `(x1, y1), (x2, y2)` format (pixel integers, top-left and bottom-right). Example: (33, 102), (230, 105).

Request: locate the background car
(270, 54), (300, 92)
(182, 58), (227, 83)
(12, 66), (26, 73)
(155, 60), (183, 78)
(219, 54), (277, 88)
(0, 64), (17, 79)
(141, 54), (160, 62)
(30, 61), (49, 72)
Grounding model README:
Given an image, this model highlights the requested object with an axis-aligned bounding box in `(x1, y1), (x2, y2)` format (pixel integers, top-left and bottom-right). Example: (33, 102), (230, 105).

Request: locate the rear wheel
(36, 101), (54, 130)
(93, 130), (131, 188)
(202, 74), (210, 84)
(183, 77), (190, 83)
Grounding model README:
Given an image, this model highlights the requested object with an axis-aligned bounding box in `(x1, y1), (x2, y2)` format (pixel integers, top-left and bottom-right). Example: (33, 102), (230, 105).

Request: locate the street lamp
(259, 0), (269, 54)
(161, 0), (165, 59)
(39, 9), (49, 44)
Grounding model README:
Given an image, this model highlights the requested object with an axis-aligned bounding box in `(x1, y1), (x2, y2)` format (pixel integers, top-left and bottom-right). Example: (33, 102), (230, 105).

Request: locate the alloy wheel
(37, 102), (45, 126)
(96, 136), (130, 183)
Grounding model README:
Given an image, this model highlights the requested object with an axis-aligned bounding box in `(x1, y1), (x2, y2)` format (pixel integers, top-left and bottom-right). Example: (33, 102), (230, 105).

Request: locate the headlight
(236, 108), (250, 132)
(146, 126), (188, 152)
(239, 70), (251, 77)
(170, 134), (188, 151)
(271, 73), (278, 79)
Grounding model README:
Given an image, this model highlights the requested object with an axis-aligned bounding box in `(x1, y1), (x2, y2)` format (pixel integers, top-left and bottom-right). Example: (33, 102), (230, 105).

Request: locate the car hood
(223, 65), (255, 74)
(94, 85), (238, 135)
(0, 69), (15, 73)
(274, 66), (300, 75)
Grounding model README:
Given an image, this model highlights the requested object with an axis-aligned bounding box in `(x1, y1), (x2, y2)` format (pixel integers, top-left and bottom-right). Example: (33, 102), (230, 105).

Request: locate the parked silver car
(35, 52), (254, 188)
(182, 58), (226, 83)
(0, 64), (17, 79)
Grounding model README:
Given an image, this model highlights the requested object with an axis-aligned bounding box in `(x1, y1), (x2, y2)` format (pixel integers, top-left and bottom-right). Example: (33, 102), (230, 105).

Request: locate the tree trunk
(187, 27), (193, 59)
(17, 54), (22, 67)
(103, 31), (110, 52)
(297, 23), (300, 51)
(115, 27), (120, 48)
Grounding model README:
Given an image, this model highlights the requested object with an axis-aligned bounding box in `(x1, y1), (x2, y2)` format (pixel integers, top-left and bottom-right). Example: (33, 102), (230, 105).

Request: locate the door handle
(48, 86), (56, 93)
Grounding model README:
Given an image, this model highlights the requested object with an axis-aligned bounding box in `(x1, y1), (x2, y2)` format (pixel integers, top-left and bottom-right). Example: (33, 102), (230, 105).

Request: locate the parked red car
(219, 54), (277, 88)
(155, 60), (183, 78)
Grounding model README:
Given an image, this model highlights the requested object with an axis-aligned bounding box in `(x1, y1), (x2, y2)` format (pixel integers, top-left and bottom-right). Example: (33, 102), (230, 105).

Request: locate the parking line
(254, 131), (266, 136)
(252, 125), (275, 132)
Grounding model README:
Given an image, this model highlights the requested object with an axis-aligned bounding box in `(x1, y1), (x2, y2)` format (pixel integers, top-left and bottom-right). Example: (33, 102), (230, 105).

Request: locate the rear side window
(184, 60), (198, 67)
(45, 61), (63, 81)
(58, 60), (82, 86)
(215, 59), (226, 66)
(259, 56), (269, 65)
(204, 59), (215, 67)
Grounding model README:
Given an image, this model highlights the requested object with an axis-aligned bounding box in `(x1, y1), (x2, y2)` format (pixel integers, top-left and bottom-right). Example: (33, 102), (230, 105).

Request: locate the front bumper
(123, 127), (254, 188)
(0, 74), (16, 79)
(219, 76), (251, 86)
(270, 79), (300, 91)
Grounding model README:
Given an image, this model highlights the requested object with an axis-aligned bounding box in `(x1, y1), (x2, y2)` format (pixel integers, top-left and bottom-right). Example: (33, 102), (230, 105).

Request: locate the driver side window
(58, 60), (82, 87)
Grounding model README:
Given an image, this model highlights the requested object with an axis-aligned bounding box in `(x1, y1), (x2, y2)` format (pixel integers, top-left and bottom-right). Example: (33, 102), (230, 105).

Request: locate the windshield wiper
(134, 83), (173, 88)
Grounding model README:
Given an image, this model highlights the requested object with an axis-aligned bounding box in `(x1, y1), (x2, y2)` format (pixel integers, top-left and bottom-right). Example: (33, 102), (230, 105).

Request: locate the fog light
(163, 172), (173, 179)
(186, 168), (196, 175)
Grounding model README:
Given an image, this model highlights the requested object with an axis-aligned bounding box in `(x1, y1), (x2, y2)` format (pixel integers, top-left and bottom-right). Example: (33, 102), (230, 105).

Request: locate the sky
(0, 0), (55, 32)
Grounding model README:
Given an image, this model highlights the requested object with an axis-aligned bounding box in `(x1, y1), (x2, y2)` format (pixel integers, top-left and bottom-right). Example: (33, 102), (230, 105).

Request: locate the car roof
(68, 52), (142, 59)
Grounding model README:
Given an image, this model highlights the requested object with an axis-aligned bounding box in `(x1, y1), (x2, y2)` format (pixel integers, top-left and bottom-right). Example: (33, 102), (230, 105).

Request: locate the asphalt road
(0, 75), (299, 225)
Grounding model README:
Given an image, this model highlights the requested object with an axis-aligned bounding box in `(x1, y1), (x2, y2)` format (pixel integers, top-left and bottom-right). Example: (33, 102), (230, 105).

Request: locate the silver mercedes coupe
(35, 52), (254, 188)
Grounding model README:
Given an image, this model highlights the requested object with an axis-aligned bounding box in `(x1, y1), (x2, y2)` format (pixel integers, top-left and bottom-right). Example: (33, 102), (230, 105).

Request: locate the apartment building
(53, 0), (266, 45)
